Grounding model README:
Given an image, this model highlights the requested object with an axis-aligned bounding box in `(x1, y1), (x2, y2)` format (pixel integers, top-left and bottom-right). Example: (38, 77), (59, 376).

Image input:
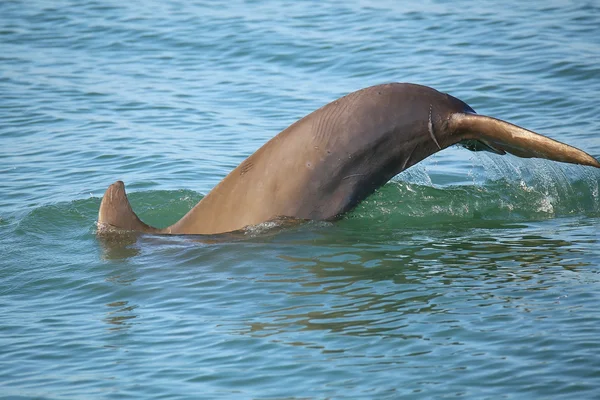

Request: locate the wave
(13, 163), (599, 240)
(347, 159), (599, 229)
(345, 177), (596, 230)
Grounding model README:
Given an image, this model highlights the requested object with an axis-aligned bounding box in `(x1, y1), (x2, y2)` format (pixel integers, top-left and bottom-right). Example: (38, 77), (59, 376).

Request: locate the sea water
(1, 1), (599, 398)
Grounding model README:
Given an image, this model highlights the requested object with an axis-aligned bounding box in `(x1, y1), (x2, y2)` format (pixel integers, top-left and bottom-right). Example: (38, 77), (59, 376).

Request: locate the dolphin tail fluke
(451, 113), (600, 168)
(97, 181), (161, 233)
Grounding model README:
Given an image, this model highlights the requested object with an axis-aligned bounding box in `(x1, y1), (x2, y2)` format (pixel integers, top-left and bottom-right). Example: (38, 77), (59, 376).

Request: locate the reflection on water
(104, 300), (138, 331)
(97, 231), (141, 260)
(236, 224), (592, 340)
(101, 256), (140, 334)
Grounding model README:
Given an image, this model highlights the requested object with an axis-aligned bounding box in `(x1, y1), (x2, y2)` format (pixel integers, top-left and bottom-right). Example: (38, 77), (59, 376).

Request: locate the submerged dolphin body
(98, 83), (600, 235)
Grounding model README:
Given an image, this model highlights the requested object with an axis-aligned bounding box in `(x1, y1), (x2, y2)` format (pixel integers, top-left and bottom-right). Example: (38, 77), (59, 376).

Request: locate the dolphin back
(96, 84), (600, 235)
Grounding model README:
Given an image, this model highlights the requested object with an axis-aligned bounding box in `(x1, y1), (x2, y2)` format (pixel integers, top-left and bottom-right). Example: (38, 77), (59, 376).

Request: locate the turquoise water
(2, 0), (600, 398)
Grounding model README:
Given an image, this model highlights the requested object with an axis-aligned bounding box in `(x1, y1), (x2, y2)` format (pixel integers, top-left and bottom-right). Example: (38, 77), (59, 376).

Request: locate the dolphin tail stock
(97, 181), (162, 234)
(451, 113), (600, 168)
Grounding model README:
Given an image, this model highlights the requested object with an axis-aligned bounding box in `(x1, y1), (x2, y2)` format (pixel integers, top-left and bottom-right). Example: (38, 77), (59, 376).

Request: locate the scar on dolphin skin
(402, 144), (418, 171)
(239, 159), (254, 175)
(342, 174), (366, 180)
(428, 104), (441, 150)
(97, 83), (600, 235)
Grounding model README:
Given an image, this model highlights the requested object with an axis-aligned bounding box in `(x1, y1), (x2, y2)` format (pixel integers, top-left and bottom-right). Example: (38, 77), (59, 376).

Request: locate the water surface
(1, 0), (600, 398)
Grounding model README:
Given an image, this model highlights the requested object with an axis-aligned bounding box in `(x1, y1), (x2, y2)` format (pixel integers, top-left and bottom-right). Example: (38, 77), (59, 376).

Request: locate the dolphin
(97, 83), (600, 234)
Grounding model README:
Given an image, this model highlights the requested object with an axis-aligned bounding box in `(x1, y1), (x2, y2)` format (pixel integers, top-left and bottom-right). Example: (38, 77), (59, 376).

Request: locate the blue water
(1, 0), (600, 398)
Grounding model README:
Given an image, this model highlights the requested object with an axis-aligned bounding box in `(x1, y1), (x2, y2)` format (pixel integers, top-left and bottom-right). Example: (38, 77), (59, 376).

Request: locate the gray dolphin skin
(97, 83), (600, 235)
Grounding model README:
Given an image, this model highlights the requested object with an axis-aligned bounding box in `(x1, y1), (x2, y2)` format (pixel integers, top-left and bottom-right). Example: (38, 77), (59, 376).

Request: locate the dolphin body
(98, 83), (600, 235)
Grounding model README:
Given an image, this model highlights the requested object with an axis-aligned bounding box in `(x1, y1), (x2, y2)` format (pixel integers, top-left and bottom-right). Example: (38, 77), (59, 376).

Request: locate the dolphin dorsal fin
(97, 181), (161, 233)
